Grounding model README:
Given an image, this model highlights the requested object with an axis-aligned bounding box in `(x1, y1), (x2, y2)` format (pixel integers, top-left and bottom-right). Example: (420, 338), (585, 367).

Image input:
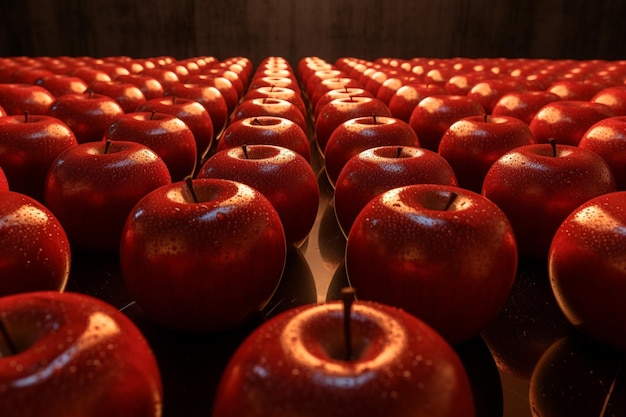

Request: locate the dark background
(1, 0), (625, 66)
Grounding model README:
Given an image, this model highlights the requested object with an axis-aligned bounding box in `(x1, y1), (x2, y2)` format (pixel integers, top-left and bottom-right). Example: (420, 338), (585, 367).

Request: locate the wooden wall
(1, 0), (625, 66)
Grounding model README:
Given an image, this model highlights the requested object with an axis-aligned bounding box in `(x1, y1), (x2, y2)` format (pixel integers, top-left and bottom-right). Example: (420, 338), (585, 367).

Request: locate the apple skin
(529, 100), (615, 146)
(0, 166), (8, 191)
(491, 90), (561, 125)
(408, 95), (485, 152)
(136, 96), (214, 161)
(86, 80), (147, 113)
(197, 145), (319, 247)
(334, 146), (458, 237)
(231, 97), (308, 133)
(212, 299), (476, 417)
(482, 143), (616, 260)
(0, 83), (56, 115)
(0, 191), (70, 297)
(345, 184), (518, 344)
(44, 140), (172, 253)
(388, 83), (447, 123)
(438, 115), (536, 193)
(323, 115), (421, 186)
(590, 85), (626, 116)
(579, 116), (626, 190)
(216, 116), (311, 162)
(548, 191), (626, 351)
(315, 96), (392, 154)
(0, 291), (163, 417)
(47, 92), (125, 144)
(0, 114), (78, 202)
(120, 178), (287, 333)
(104, 111), (197, 181)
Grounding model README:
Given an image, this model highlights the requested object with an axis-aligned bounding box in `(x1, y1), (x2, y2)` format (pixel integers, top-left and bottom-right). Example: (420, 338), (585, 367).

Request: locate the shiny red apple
(346, 184), (518, 344)
(120, 178), (286, 333)
(579, 116), (626, 190)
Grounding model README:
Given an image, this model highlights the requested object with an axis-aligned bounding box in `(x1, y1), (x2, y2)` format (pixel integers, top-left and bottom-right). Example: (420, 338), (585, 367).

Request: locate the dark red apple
(438, 114), (535, 192)
(216, 116), (311, 162)
(334, 146), (458, 237)
(529, 100), (614, 146)
(482, 141), (616, 259)
(47, 92), (125, 144)
(0, 291), (163, 417)
(0, 83), (55, 115)
(579, 116), (626, 190)
(323, 115), (420, 186)
(491, 90), (561, 125)
(548, 191), (626, 351)
(114, 73), (165, 101)
(388, 83), (447, 123)
(466, 77), (528, 114)
(120, 178), (286, 333)
(103, 111), (197, 181)
(212, 296), (476, 417)
(197, 144), (319, 246)
(0, 113), (78, 202)
(408, 95), (484, 151)
(87, 80), (147, 113)
(164, 82), (228, 136)
(44, 140), (172, 253)
(0, 191), (70, 297)
(346, 184), (517, 344)
(231, 97), (307, 133)
(34, 74), (88, 97)
(590, 85), (626, 116)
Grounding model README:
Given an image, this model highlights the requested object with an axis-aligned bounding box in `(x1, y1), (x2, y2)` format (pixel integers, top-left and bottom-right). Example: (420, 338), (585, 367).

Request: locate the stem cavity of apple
(0, 319), (17, 356)
(184, 175), (200, 203)
(104, 139), (112, 155)
(341, 287), (356, 361)
(241, 145), (250, 159)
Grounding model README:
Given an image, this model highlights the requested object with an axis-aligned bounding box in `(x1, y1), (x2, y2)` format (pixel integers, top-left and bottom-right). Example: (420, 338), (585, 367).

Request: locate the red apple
(529, 100), (614, 146)
(313, 87), (375, 120)
(482, 141), (616, 259)
(47, 92), (125, 144)
(315, 96), (392, 154)
(114, 73), (165, 100)
(197, 144), (319, 246)
(0, 291), (163, 417)
(164, 82), (228, 136)
(119, 178), (286, 333)
(309, 77), (363, 111)
(388, 83), (447, 123)
(243, 86), (307, 122)
(0, 83), (55, 115)
(34, 74), (88, 97)
(136, 96), (214, 161)
(216, 116), (311, 162)
(334, 146), (458, 237)
(579, 116), (626, 190)
(9, 66), (55, 84)
(346, 184), (518, 344)
(248, 76), (301, 96)
(212, 296), (476, 417)
(466, 78), (528, 114)
(408, 95), (485, 151)
(548, 191), (626, 351)
(323, 115), (420, 186)
(139, 67), (180, 91)
(438, 114), (535, 192)
(0, 113), (78, 202)
(590, 85), (626, 116)
(182, 73), (239, 115)
(71, 65), (112, 84)
(44, 140), (172, 253)
(103, 111), (197, 181)
(0, 191), (70, 297)
(547, 79), (606, 101)
(86, 80), (147, 113)
(231, 97), (307, 133)
(491, 90), (561, 125)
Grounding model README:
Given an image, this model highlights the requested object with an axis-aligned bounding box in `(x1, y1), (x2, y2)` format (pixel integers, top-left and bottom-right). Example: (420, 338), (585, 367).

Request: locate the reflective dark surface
(64, 137), (625, 417)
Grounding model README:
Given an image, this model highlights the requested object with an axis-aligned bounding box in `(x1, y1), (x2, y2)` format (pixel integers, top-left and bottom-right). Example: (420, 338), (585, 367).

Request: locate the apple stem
(251, 117), (262, 126)
(443, 191), (458, 211)
(341, 287), (356, 361)
(396, 147), (403, 158)
(242, 144), (249, 159)
(0, 319), (17, 356)
(483, 113), (488, 123)
(150, 110), (156, 120)
(104, 139), (112, 155)
(548, 138), (557, 157)
(171, 96), (177, 105)
(184, 175), (199, 203)
(24, 111), (29, 123)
